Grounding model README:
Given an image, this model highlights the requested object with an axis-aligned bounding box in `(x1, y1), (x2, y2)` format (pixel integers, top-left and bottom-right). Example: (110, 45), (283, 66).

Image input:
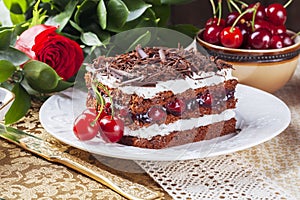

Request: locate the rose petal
(32, 34), (84, 80)
(15, 25), (57, 59)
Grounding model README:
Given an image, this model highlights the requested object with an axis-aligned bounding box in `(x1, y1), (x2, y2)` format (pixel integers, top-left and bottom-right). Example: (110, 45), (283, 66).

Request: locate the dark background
(170, 0), (300, 32)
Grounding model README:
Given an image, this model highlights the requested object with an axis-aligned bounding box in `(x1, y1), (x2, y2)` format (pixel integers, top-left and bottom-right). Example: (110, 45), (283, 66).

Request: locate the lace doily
(137, 154), (295, 200)
(135, 63), (300, 200)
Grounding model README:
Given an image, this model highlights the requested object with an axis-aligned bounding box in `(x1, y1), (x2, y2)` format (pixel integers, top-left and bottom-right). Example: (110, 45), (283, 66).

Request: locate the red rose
(15, 25), (84, 80)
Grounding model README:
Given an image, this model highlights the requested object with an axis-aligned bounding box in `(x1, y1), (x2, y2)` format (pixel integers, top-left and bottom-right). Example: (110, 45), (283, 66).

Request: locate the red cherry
(97, 109), (109, 122)
(205, 17), (225, 27)
(198, 92), (212, 106)
(166, 99), (186, 116)
(280, 33), (294, 47)
(73, 108), (99, 141)
(273, 25), (286, 35)
(220, 27), (243, 48)
(254, 20), (275, 34)
(148, 106), (167, 122)
(248, 29), (272, 49)
(236, 23), (251, 48)
(203, 24), (223, 45)
(225, 11), (240, 26)
(266, 3), (287, 26)
(119, 107), (129, 118)
(244, 3), (266, 21)
(270, 35), (284, 49)
(99, 116), (124, 143)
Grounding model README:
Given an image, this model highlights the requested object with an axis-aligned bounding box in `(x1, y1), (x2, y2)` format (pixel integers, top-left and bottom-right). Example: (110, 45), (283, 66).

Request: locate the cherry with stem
(203, 0), (224, 44)
(266, 0), (292, 26)
(220, 3), (259, 48)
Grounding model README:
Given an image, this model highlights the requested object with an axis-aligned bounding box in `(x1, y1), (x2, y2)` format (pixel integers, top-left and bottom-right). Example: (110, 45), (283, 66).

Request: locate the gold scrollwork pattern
(0, 100), (167, 200)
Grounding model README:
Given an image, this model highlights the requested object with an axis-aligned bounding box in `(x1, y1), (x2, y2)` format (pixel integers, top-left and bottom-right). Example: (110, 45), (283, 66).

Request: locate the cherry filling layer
(117, 89), (236, 124)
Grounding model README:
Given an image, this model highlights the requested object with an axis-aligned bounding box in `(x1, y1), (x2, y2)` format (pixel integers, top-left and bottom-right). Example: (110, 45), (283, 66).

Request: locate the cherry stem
(91, 82), (105, 124)
(217, 0), (222, 26)
(229, 0), (241, 14)
(291, 31), (300, 40)
(230, 3), (258, 32)
(251, 3), (259, 32)
(98, 82), (115, 118)
(233, 0), (248, 7)
(226, 0), (233, 12)
(284, 0), (293, 8)
(209, 0), (217, 18)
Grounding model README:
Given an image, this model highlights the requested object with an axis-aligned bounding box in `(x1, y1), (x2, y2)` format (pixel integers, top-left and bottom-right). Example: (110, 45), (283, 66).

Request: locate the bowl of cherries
(196, 0), (300, 93)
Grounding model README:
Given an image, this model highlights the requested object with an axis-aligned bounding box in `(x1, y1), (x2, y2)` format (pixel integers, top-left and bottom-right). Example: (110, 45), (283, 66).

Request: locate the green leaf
(126, 30), (151, 52)
(169, 24), (200, 38)
(23, 60), (60, 92)
(10, 3), (23, 14)
(133, 8), (158, 28)
(0, 47), (29, 66)
(122, 0), (152, 22)
(151, 4), (170, 26)
(0, 60), (16, 82)
(106, 0), (129, 31)
(106, 7), (157, 33)
(48, 80), (73, 92)
(13, 22), (29, 36)
(107, 28), (155, 55)
(97, 0), (107, 29)
(82, 23), (111, 45)
(29, 0), (47, 27)
(81, 32), (103, 46)
(160, 0), (194, 5)
(69, 20), (84, 33)
(9, 12), (26, 24)
(74, 0), (98, 25)
(45, 0), (79, 32)
(48, 0), (69, 9)
(3, 0), (27, 14)
(0, 28), (13, 50)
(5, 83), (31, 125)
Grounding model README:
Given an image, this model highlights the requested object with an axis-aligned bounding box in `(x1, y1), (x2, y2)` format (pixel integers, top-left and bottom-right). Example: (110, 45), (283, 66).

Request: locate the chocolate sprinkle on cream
(91, 46), (232, 86)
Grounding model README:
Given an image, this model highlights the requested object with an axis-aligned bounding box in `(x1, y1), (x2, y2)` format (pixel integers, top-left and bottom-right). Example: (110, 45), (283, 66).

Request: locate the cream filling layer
(124, 109), (236, 139)
(88, 68), (235, 99)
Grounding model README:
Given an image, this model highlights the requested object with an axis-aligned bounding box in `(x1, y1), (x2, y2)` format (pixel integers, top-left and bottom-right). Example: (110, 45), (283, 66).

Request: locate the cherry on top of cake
(91, 46), (233, 86)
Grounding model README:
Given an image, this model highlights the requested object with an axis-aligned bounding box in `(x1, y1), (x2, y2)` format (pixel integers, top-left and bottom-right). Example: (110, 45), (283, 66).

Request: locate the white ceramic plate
(40, 84), (291, 161)
(0, 87), (15, 121)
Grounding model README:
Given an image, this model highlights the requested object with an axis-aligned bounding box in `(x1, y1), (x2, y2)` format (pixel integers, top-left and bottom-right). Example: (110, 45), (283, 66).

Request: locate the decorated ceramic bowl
(196, 29), (300, 93)
(0, 87), (15, 121)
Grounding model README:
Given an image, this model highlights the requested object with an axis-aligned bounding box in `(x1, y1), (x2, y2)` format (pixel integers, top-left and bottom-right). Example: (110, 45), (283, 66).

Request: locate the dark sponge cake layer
(119, 118), (237, 149)
(113, 79), (238, 115)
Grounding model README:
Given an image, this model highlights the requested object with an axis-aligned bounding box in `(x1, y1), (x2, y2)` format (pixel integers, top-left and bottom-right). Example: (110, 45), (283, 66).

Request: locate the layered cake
(85, 46), (238, 149)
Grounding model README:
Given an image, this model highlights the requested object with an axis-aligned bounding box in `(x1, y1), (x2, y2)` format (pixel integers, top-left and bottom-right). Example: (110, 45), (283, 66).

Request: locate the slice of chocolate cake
(85, 46), (238, 149)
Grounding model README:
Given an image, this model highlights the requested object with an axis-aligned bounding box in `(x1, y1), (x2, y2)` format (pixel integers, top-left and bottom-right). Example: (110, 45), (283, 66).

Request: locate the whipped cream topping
(89, 68), (235, 99)
(124, 109), (236, 139)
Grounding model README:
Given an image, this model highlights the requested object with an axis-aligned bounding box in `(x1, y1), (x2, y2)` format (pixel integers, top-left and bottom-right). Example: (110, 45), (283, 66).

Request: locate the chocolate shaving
(91, 46), (233, 86)
(109, 67), (135, 78)
(119, 76), (145, 86)
(158, 49), (166, 62)
(136, 45), (149, 59)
